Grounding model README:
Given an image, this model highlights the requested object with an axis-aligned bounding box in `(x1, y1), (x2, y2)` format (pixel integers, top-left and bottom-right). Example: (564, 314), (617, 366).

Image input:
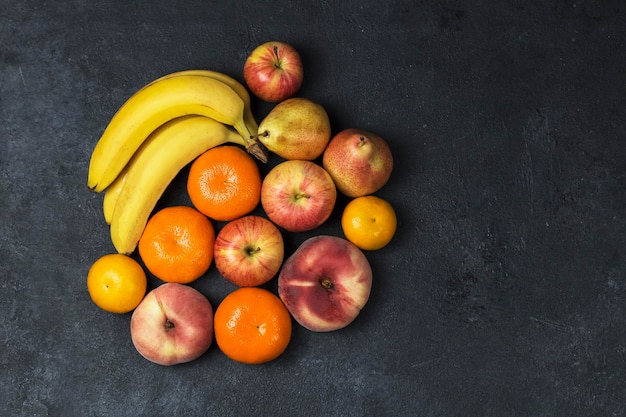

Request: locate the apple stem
(164, 319), (175, 332)
(273, 45), (280, 67)
(245, 245), (261, 256)
(294, 192), (310, 201)
(320, 277), (334, 290)
(358, 136), (366, 147)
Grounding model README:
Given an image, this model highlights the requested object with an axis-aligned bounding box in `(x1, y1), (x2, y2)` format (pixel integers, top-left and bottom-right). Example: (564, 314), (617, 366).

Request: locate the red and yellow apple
(261, 160), (336, 232)
(278, 235), (373, 332)
(214, 215), (284, 287)
(322, 128), (393, 197)
(130, 283), (213, 366)
(243, 41), (303, 102)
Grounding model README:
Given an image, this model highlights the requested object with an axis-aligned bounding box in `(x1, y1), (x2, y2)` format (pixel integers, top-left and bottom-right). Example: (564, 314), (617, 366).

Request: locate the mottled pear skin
(258, 98), (331, 160)
(323, 128), (393, 197)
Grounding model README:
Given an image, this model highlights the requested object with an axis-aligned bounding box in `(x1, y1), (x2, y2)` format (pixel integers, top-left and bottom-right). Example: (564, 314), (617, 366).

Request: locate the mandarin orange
(187, 145), (261, 222)
(214, 287), (292, 364)
(87, 253), (147, 314)
(138, 206), (215, 283)
(341, 195), (397, 250)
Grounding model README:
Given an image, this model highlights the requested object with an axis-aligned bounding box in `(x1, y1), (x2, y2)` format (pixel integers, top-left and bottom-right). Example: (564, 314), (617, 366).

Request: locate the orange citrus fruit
(138, 205), (215, 284)
(187, 145), (262, 222)
(341, 195), (397, 250)
(87, 253), (147, 314)
(214, 287), (292, 364)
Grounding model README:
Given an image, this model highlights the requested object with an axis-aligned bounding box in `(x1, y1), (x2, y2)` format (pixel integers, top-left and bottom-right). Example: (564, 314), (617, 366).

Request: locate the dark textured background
(2, 1), (625, 416)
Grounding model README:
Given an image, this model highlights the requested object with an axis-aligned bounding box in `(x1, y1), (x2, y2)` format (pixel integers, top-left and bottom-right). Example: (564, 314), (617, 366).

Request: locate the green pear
(257, 98), (331, 160)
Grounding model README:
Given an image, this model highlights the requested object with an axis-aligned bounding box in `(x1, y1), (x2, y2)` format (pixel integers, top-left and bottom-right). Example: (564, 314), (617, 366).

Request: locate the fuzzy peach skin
(278, 235), (372, 332)
(130, 283), (213, 366)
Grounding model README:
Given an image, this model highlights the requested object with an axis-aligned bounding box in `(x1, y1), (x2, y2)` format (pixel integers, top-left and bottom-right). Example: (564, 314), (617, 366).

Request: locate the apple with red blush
(323, 128), (393, 197)
(278, 235), (373, 332)
(130, 283), (213, 366)
(261, 160), (336, 232)
(243, 41), (303, 102)
(214, 215), (284, 287)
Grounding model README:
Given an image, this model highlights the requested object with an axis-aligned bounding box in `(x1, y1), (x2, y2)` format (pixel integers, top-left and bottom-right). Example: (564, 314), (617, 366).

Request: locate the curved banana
(88, 74), (260, 192)
(102, 168), (127, 225)
(147, 69), (259, 138)
(110, 115), (246, 255)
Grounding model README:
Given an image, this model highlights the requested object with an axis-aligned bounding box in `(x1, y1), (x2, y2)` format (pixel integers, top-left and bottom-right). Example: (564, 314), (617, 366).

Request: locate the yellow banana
(100, 71), (265, 228)
(88, 74), (260, 192)
(147, 69), (259, 138)
(109, 115), (246, 255)
(103, 168), (127, 225)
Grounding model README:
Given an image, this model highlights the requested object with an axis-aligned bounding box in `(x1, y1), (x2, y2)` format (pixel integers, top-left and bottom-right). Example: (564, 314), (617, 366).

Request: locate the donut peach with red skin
(278, 235), (372, 332)
(322, 128), (393, 198)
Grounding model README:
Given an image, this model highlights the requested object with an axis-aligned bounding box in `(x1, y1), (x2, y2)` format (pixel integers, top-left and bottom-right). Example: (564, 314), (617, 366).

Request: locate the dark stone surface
(2, 1), (625, 416)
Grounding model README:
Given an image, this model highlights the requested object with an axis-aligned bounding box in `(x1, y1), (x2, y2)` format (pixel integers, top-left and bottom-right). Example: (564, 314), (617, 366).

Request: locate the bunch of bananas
(87, 70), (267, 255)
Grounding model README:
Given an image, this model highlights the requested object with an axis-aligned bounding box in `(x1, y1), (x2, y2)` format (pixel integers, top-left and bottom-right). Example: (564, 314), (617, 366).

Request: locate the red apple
(243, 41), (303, 102)
(322, 128), (393, 197)
(278, 235), (373, 332)
(214, 215), (284, 287)
(261, 160), (336, 232)
(130, 283), (213, 366)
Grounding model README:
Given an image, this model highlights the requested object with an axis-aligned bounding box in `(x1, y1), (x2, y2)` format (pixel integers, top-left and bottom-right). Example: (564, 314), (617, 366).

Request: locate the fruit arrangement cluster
(86, 41), (397, 366)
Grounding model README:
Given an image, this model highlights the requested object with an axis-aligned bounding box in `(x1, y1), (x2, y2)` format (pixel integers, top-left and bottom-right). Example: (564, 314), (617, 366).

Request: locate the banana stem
(246, 139), (268, 163)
